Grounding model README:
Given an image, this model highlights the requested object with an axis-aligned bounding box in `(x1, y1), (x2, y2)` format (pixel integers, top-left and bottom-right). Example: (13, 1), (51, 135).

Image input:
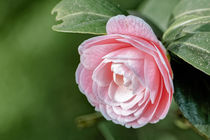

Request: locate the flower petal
(144, 55), (161, 104)
(106, 15), (158, 42)
(92, 62), (113, 87)
(76, 64), (98, 106)
(80, 42), (128, 70)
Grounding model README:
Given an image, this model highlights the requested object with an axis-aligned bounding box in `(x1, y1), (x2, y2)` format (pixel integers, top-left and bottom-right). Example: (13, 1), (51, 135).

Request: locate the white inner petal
(111, 63), (125, 75)
(114, 85), (133, 102)
(111, 63), (132, 86)
(111, 63), (138, 103)
(110, 62), (145, 103)
(123, 76), (131, 86)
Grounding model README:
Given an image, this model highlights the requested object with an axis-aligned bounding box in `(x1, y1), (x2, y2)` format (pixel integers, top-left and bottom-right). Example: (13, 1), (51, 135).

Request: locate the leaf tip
(51, 24), (62, 32)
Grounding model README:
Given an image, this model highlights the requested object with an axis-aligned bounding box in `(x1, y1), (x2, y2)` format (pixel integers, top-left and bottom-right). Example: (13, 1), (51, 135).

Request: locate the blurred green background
(0, 0), (205, 139)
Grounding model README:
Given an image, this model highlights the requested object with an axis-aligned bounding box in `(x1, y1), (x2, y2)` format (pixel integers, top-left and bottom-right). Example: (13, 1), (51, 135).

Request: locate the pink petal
(115, 85), (134, 103)
(92, 81), (106, 102)
(76, 64), (98, 106)
(116, 37), (173, 95)
(104, 48), (145, 87)
(136, 79), (163, 125)
(106, 15), (158, 43)
(150, 87), (172, 122)
(155, 41), (173, 78)
(79, 35), (119, 55)
(106, 105), (119, 120)
(92, 62), (113, 87)
(112, 105), (138, 116)
(80, 42), (129, 70)
(75, 63), (83, 84)
(123, 59), (145, 87)
(93, 81), (120, 106)
(103, 47), (144, 60)
(106, 105), (139, 124)
(77, 65), (92, 94)
(108, 81), (134, 103)
(134, 89), (151, 117)
(120, 91), (145, 110)
(144, 55), (161, 104)
(99, 104), (111, 120)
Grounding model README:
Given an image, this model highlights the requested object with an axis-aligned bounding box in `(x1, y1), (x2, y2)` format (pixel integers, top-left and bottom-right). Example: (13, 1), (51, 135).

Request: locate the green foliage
(52, 0), (127, 34)
(162, 0), (210, 137)
(163, 0), (210, 75)
(171, 58), (210, 138)
(138, 0), (180, 31)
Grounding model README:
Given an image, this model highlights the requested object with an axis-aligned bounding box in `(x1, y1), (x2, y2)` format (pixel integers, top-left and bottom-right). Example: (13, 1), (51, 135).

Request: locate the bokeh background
(0, 0), (205, 139)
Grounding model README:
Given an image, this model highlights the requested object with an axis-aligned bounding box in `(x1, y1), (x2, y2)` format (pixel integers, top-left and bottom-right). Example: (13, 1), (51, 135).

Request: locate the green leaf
(171, 58), (210, 138)
(138, 0), (180, 31)
(52, 0), (127, 34)
(163, 0), (210, 75)
(169, 0), (210, 24)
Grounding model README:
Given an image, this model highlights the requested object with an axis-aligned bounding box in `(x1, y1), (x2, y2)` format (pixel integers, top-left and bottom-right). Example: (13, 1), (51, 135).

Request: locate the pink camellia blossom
(76, 15), (174, 128)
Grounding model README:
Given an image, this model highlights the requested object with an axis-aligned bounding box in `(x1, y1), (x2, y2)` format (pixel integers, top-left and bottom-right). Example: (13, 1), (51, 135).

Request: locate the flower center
(113, 73), (124, 86)
(111, 63), (138, 102)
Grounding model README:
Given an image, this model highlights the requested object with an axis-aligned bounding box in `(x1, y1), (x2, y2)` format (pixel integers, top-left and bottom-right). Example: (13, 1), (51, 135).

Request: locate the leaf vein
(56, 12), (111, 21)
(174, 8), (210, 20)
(169, 42), (210, 54)
(164, 16), (210, 39)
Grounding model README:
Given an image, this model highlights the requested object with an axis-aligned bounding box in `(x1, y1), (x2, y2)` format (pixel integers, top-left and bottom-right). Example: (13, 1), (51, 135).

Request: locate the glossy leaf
(171, 58), (210, 138)
(163, 0), (210, 75)
(52, 0), (127, 34)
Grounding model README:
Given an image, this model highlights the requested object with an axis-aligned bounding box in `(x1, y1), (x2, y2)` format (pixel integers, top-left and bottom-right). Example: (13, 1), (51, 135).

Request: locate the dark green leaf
(163, 0), (210, 75)
(52, 0), (127, 34)
(171, 57), (210, 138)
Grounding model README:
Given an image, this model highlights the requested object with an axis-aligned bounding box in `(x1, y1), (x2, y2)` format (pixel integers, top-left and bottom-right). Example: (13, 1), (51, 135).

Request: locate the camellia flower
(76, 15), (174, 128)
